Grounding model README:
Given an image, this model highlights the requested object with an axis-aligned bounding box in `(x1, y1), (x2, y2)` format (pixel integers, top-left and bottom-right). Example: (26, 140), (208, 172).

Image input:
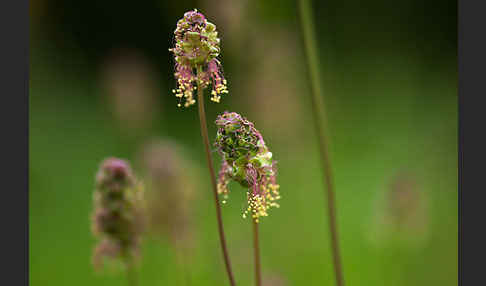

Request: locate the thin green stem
(173, 233), (190, 286)
(253, 221), (261, 286)
(175, 248), (190, 286)
(298, 1), (344, 286)
(196, 66), (236, 286)
(124, 254), (138, 286)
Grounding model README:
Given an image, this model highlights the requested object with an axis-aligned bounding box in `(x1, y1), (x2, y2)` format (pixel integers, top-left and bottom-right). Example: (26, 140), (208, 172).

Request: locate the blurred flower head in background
(204, 0), (307, 147)
(137, 139), (197, 249)
(201, 0), (246, 50)
(215, 111), (280, 223)
(242, 27), (307, 145)
(367, 171), (430, 248)
(170, 9), (228, 107)
(101, 48), (160, 134)
(262, 272), (288, 286)
(91, 158), (145, 270)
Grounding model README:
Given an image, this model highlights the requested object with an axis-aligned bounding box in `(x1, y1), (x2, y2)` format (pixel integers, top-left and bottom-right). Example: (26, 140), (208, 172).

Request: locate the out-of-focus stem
(253, 221), (261, 286)
(196, 67), (236, 286)
(124, 254), (137, 286)
(173, 236), (190, 286)
(298, 1), (345, 286)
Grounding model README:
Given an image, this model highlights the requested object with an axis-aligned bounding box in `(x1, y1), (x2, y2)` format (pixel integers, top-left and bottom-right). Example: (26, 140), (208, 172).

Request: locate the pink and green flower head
(92, 158), (144, 269)
(96, 158), (135, 193)
(214, 112), (280, 223)
(169, 9), (228, 107)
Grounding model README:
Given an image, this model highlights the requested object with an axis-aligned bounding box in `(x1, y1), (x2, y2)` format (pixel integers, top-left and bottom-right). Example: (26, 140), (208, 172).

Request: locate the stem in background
(173, 233), (190, 286)
(124, 254), (138, 286)
(252, 221), (261, 286)
(297, 1), (344, 286)
(196, 67), (236, 286)
(175, 248), (190, 286)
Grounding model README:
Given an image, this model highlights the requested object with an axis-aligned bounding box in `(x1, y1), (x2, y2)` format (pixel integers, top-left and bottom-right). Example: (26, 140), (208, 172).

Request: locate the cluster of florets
(214, 112), (280, 223)
(139, 140), (195, 247)
(91, 158), (144, 269)
(169, 9), (228, 107)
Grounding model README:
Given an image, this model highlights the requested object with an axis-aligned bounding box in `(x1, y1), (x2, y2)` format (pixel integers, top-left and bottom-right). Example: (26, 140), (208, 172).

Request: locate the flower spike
(91, 158), (144, 269)
(214, 112), (280, 223)
(169, 9), (228, 107)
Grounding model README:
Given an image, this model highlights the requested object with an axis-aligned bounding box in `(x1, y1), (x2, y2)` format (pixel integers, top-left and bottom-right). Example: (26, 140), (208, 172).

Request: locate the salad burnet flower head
(169, 9), (228, 107)
(214, 112), (280, 223)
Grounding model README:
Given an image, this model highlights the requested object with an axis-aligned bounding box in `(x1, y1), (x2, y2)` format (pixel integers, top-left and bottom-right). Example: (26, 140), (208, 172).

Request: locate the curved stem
(253, 221), (261, 286)
(298, 1), (344, 286)
(196, 67), (236, 286)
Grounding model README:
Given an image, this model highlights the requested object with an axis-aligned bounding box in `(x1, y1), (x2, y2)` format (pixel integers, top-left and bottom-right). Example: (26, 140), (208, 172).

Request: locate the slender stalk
(126, 267), (137, 286)
(252, 221), (261, 286)
(124, 254), (138, 286)
(196, 67), (236, 286)
(173, 233), (190, 286)
(175, 249), (189, 286)
(297, 1), (344, 286)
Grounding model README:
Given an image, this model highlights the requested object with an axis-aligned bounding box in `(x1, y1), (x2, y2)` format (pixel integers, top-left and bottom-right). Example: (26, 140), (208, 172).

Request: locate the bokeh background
(29, 0), (457, 285)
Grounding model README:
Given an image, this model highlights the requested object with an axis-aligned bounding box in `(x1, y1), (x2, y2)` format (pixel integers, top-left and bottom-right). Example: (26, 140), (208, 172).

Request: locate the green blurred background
(29, 0), (457, 285)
